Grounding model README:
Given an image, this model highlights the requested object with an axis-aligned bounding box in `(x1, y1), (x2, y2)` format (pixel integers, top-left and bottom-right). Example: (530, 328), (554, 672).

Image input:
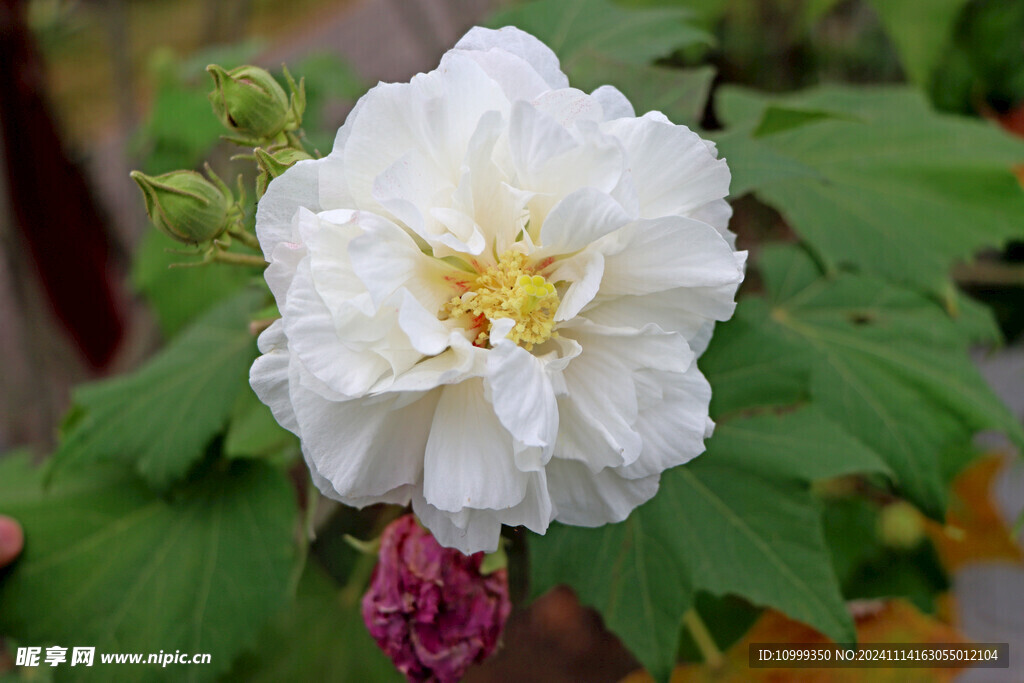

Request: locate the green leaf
(224, 563), (399, 682)
(487, 0), (711, 74)
(662, 461), (854, 646)
(137, 83), (224, 175)
(707, 407), (890, 481)
(531, 517), (693, 682)
(716, 86), (1024, 294)
(865, 0), (969, 86)
(821, 497), (883, 586)
(132, 229), (253, 337)
(0, 456), (296, 682)
(752, 105), (857, 137)
(700, 298), (812, 416)
(759, 245), (1024, 514)
(531, 411), (864, 680)
(615, 0), (728, 28)
(54, 289), (264, 489)
(711, 129), (821, 198)
(676, 593), (760, 663)
(224, 387), (297, 462)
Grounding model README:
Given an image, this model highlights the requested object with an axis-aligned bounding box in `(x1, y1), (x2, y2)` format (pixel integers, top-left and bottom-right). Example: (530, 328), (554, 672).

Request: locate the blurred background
(2, 0), (1024, 680)
(0, 0), (495, 453)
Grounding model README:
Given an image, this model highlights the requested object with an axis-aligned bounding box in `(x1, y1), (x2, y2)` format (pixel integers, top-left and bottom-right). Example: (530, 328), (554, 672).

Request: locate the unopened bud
(362, 515), (511, 683)
(207, 64), (301, 142)
(878, 501), (925, 549)
(254, 146), (312, 198)
(130, 168), (235, 244)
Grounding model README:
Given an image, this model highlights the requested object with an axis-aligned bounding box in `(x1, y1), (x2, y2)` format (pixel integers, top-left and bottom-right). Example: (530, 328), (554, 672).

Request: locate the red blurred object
(0, 0), (124, 368)
(994, 101), (1024, 139)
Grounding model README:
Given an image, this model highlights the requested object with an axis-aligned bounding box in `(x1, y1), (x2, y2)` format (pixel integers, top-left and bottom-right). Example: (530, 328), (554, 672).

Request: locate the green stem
(338, 506), (403, 607)
(683, 608), (724, 670)
(212, 250), (267, 268)
(228, 225), (261, 251)
(286, 479), (321, 597)
(339, 545), (378, 608)
(284, 129), (306, 152)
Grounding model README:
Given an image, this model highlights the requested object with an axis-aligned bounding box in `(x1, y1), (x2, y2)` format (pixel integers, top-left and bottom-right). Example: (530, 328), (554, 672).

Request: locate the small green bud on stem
(207, 64), (305, 144)
(130, 167), (238, 244)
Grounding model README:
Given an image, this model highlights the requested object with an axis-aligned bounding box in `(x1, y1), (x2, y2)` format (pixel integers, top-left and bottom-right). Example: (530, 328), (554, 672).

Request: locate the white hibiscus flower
(250, 26), (746, 553)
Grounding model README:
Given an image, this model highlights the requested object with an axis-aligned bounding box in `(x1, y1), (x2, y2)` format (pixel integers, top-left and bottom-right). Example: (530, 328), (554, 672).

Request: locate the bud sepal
(254, 146), (313, 198)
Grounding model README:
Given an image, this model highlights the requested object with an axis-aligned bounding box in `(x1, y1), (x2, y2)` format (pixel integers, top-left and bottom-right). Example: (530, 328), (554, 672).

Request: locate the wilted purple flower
(362, 514), (512, 682)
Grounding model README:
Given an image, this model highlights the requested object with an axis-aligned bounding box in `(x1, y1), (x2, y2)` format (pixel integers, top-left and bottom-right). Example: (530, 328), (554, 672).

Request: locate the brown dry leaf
(622, 600), (968, 683)
(925, 455), (1024, 572)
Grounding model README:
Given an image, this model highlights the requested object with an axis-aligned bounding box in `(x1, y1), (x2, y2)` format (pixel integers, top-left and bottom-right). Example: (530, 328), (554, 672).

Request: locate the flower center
(443, 251), (559, 350)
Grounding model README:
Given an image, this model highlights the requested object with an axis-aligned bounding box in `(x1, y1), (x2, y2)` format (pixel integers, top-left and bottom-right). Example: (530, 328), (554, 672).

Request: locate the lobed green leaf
(0, 456), (296, 682)
(54, 289), (264, 490)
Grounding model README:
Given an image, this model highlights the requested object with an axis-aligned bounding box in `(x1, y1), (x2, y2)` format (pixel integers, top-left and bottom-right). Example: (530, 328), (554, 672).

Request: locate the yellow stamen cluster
(443, 251), (559, 350)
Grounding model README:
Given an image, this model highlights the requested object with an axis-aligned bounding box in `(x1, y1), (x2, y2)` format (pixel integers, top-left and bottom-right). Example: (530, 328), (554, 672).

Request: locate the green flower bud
(877, 501), (925, 550)
(254, 146), (312, 198)
(130, 168), (235, 244)
(207, 64), (298, 142)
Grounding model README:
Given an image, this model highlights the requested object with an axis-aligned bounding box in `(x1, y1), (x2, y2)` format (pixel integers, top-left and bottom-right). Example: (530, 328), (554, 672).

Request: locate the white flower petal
(284, 259), (391, 397)
(538, 187), (632, 255)
(619, 364), (714, 479)
(411, 488), (503, 554)
(508, 99), (578, 185)
(249, 321), (298, 434)
(548, 459), (660, 526)
(591, 85), (635, 120)
(397, 289), (451, 356)
(384, 334), (487, 393)
(533, 88), (604, 127)
(689, 197), (737, 246)
(344, 54), (509, 210)
(583, 282), (740, 340)
(371, 149), (451, 238)
(600, 216), (746, 296)
(605, 113), (731, 219)
(265, 239), (307, 307)
(347, 211), (458, 313)
(316, 154), (354, 214)
(256, 158), (323, 258)
(486, 339), (559, 461)
(423, 379), (528, 513)
(455, 26), (569, 90)
(511, 107), (627, 225)
(290, 374), (438, 501)
(454, 47), (553, 102)
(550, 249), (605, 322)
(493, 470), (553, 534)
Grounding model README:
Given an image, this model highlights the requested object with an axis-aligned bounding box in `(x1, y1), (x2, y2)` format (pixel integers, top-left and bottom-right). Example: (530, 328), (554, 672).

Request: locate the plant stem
(212, 250), (267, 268)
(338, 506), (402, 607)
(228, 225), (261, 250)
(286, 474), (321, 597)
(339, 548), (377, 608)
(683, 608), (724, 670)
